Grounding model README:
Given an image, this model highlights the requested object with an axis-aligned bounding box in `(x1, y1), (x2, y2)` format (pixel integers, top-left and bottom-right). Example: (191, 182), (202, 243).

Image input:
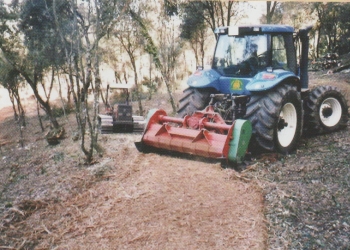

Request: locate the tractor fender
(187, 69), (221, 90)
(246, 69), (300, 92)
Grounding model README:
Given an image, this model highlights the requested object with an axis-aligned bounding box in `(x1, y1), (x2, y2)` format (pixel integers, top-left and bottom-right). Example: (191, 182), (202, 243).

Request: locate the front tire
(245, 83), (303, 154)
(304, 86), (348, 134)
(177, 87), (213, 117)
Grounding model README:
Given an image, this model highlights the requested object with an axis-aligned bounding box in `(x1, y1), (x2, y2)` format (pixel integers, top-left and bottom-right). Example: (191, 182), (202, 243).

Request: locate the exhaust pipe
(299, 26), (313, 91)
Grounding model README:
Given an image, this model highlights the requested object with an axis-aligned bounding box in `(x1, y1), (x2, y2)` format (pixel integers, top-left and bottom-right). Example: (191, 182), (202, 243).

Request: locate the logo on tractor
(231, 79), (243, 90)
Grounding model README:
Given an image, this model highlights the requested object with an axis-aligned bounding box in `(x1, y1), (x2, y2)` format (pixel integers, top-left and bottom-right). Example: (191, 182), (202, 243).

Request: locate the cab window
(272, 35), (288, 70)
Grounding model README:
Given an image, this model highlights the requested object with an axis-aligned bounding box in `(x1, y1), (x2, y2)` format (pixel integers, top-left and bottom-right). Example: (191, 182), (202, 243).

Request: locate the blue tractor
(177, 25), (349, 154)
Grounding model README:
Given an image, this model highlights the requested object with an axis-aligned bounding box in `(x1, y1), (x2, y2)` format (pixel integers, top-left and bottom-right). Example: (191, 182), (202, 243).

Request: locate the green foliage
(129, 9), (161, 69)
(130, 87), (147, 102)
(312, 2), (350, 56)
(0, 1), (22, 62)
(0, 1), (17, 37)
(0, 58), (22, 89)
(109, 90), (131, 104)
(47, 102), (74, 119)
(179, 2), (206, 41)
(19, 0), (72, 73)
(141, 76), (159, 100)
(333, 3), (350, 54)
(164, 0), (178, 16)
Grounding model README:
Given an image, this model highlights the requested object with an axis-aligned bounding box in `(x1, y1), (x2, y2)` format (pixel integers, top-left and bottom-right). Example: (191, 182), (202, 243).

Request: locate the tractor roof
(215, 25), (294, 35)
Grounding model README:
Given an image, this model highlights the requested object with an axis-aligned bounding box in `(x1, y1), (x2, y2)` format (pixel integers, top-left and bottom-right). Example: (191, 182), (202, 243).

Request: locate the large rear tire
(177, 87), (213, 117)
(245, 83), (303, 154)
(304, 85), (348, 135)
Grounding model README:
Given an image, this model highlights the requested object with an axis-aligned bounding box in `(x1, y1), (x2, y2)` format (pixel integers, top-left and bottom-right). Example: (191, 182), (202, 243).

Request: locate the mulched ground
(243, 127), (350, 249)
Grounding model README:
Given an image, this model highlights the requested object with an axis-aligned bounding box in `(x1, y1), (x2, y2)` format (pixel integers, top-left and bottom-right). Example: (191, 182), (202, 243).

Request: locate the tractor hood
(187, 68), (251, 94)
(187, 69), (221, 89)
(187, 69), (220, 90)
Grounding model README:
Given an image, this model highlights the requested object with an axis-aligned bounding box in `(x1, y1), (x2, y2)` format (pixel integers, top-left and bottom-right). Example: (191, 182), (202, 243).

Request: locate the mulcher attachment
(135, 106), (252, 165)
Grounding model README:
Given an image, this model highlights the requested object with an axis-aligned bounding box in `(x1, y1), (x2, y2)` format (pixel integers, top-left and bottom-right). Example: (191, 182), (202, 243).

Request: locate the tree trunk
(266, 1), (277, 24)
(92, 49), (103, 155)
(203, 1), (217, 39)
(200, 30), (205, 67)
(22, 71), (59, 129)
(80, 43), (93, 162)
(227, 2), (234, 26)
(316, 27), (321, 58)
(36, 98), (45, 132)
(219, 2), (225, 27)
(131, 57), (143, 116)
(7, 89), (18, 121)
(13, 90), (25, 127)
(161, 72), (177, 114)
(190, 42), (199, 67)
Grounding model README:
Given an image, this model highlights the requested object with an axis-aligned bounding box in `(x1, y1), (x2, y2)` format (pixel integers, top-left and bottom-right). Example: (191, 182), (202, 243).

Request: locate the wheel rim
(319, 97), (342, 127)
(277, 103), (297, 147)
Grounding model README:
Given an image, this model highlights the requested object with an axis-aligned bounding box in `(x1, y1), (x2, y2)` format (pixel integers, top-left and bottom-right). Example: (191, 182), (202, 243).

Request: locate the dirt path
(33, 153), (266, 249)
(0, 121), (267, 249)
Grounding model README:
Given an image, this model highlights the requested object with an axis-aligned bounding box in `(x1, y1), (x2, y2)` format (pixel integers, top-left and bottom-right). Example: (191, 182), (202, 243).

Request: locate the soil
(0, 70), (349, 249)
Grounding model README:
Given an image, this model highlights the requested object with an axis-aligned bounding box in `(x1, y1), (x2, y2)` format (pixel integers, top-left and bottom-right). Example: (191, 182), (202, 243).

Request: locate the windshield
(212, 34), (268, 76)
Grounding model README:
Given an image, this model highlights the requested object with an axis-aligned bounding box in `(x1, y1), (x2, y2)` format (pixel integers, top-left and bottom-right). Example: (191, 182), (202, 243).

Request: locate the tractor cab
(213, 25), (298, 95)
(187, 25), (301, 96)
(212, 25), (297, 77)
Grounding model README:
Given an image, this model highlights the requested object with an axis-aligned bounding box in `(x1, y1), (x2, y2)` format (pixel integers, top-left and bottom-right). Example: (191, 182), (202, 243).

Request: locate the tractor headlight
(254, 84), (265, 89)
(253, 27), (261, 32)
(228, 26), (239, 36)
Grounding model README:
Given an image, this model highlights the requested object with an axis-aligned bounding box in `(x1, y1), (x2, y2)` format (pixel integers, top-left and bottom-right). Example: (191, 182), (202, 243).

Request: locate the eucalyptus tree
(0, 2), (24, 123)
(265, 1), (280, 24)
(51, 0), (129, 162)
(111, 1), (179, 115)
(128, 3), (178, 113)
(1, 0), (130, 162)
(17, 0), (70, 130)
(0, 0), (68, 132)
(114, 10), (145, 116)
(0, 59), (25, 125)
(179, 2), (207, 67)
(336, 3), (350, 54)
(180, 1), (243, 40)
(158, 7), (183, 109)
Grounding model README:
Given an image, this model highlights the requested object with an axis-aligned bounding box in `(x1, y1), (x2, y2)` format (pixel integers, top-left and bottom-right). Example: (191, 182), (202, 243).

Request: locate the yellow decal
(231, 79), (243, 90)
